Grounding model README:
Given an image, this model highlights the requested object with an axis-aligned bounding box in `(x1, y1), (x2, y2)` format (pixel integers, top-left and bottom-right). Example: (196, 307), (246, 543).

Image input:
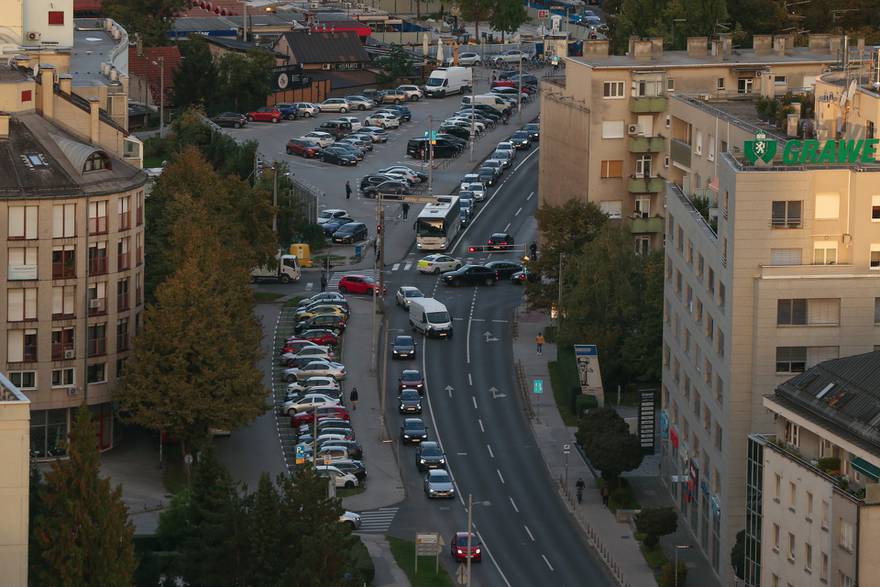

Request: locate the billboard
(574, 344), (604, 406)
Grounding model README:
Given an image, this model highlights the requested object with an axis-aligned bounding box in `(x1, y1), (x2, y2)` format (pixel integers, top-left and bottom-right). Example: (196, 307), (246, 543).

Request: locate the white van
(461, 94), (511, 113)
(409, 298), (453, 338)
(424, 67), (473, 97)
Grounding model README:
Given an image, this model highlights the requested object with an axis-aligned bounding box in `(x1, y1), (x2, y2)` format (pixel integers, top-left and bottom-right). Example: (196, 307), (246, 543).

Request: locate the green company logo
(744, 131), (880, 165)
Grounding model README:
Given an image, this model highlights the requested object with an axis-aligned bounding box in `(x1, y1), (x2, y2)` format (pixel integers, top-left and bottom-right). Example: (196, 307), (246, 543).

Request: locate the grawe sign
(745, 131), (880, 165)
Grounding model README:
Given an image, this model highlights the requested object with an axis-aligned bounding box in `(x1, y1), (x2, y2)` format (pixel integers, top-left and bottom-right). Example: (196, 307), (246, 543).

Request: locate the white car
(496, 141), (517, 158)
(397, 84), (424, 100)
(294, 102), (320, 117)
(378, 166), (425, 183)
(458, 52), (482, 66)
(286, 393), (341, 413)
(284, 360), (346, 382)
(315, 465), (359, 488)
(317, 209), (349, 225)
(460, 174), (483, 192)
(396, 286), (425, 308)
(338, 116), (363, 131)
(344, 95), (374, 110)
(301, 131), (335, 148)
(493, 50), (529, 65)
(320, 98), (351, 113)
(365, 113), (400, 129)
(280, 345), (335, 364)
(447, 117), (486, 132)
(340, 511), (362, 529)
(286, 375), (340, 395)
(417, 254), (463, 274)
(463, 182), (486, 201)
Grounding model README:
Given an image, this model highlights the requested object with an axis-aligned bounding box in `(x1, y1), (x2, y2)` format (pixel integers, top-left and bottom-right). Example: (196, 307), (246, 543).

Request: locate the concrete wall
(0, 0), (24, 46)
(538, 80), (590, 208)
(22, 0), (73, 48)
(0, 392), (29, 587)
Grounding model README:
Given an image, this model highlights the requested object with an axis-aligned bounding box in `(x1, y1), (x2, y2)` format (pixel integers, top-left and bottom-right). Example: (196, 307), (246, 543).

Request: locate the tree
(730, 529), (746, 580)
(576, 407), (643, 485)
(455, 0), (494, 41)
(247, 474), (283, 586)
(31, 404), (137, 586)
(173, 37), (218, 110)
(611, 0), (670, 53)
(376, 44), (415, 84)
(617, 248), (665, 383)
(103, 0), (186, 46)
(490, 0), (529, 42)
(216, 50), (275, 113)
(634, 506), (679, 548)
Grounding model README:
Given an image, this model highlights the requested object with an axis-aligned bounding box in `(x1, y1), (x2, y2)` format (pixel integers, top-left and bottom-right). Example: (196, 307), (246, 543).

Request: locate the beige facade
(539, 34), (839, 252)
(0, 374), (29, 587)
(660, 84), (880, 580)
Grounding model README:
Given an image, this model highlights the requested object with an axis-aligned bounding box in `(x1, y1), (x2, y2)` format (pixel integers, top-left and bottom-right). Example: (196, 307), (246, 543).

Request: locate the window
(815, 193), (839, 219)
(52, 285), (76, 319)
(695, 131), (703, 156)
(135, 272), (143, 305)
(821, 500), (829, 528)
(88, 323), (106, 357)
(789, 481), (797, 508)
(716, 77), (725, 90)
(776, 347), (807, 373)
(116, 357), (127, 378)
(715, 375), (724, 405)
(804, 542), (812, 571)
(8, 371), (36, 389)
(635, 196), (651, 217)
(695, 299), (703, 323)
(7, 329), (37, 362)
(136, 191), (144, 226)
(667, 78), (675, 91)
(603, 81), (625, 98)
(117, 278), (130, 312)
(52, 203), (76, 238)
(602, 121), (625, 139)
(7, 288), (37, 321)
(118, 196), (131, 230)
(48, 10), (64, 25)
(21, 90), (31, 102)
(820, 552), (828, 580)
(30, 409), (69, 458)
(875, 298), (880, 324)
(88, 200), (108, 234)
(8, 206), (38, 240)
(87, 282), (107, 316)
(738, 78), (753, 94)
(116, 318), (129, 352)
(716, 329), (725, 357)
(51, 368), (75, 387)
(600, 160), (623, 178)
(635, 154), (653, 178)
(806, 491), (814, 518)
(708, 135), (715, 161)
(771, 200), (802, 228)
(677, 227), (684, 253)
(117, 237), (130, 271)
(785, 421), (800, 447)
(51, 327), (75, 360)
(136, 232), (143, 265)
(706, 314), (714, 339)
(707, 267), (715, 295)
(773, 523), (781, 548)
(871, 244), (880, 269)
(599, 201), (622, 219)
(8, 247), (38, 280)
(771, 574), (779, 587)
(88, 242), (108, 275)
(788, 532), (796, 560)
(872, 195), (880, 221)
(704, 358), (712, 384)
(52, 245), (76, 279)
(778, 299), (807, 325)
(770, 248), (803, 265)
(635, 235), (650, 255)
(675, 270), (682, 295)
(87, 363), (106, 384)
(83, 152), (108, 172)
(714, 421), (722, 449)
(839, 521), (854, 550)
(718, 282), (726, 312)
(696, 254), (704, 281)
(774, 75), (787, 86)
(135, 311), (143, 336)
(813, 241), (838, 265)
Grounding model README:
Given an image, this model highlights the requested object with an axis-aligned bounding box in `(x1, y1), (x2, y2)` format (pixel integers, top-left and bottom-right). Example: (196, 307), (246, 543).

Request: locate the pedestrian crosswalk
(355, 506), (399, 534)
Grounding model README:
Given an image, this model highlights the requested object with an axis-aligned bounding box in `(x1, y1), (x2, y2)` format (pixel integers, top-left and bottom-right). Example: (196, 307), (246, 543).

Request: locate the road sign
(533, 379), (544, 394)
(538, 9), (550, 18)
(563, 443), (571, 455)
(323, 454), (332, 465)
(423, 130), (439, 145)
(415, 532), (441, 555)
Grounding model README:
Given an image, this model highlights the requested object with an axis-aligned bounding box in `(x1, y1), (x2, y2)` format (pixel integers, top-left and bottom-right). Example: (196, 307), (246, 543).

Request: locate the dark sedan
(523, 123), (540, 141)
(330, 143), (365, 161)
(441, 265), (499, 287)
(363, 180), (408, 199)
(332, 222), (368, 244)
(392, 335), (416, 359)
(487, 232), (515, 250)
(511, 130), (531, 149)
(485, 260), (524, 279)
(319, 147), (358, 166)
(400, 418), (428, 444)
(322, 217), (354, 236)
(398, 369), (424, 393)
(388, 104), (412, 121)
(416, 441), (446, 471)
(477, 167), (498, 187)
(398, 388), (423, 414)
(212, 112), (248, 128)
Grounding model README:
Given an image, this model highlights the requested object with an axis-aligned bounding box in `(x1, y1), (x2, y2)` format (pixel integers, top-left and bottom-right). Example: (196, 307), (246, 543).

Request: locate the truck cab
(251, 254), (301, 283)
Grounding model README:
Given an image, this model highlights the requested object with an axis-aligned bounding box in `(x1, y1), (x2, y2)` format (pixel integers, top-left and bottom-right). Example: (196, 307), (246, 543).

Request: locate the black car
(477, 167), (498, 186)
(332, 222), (368, 244)
(441, 265), (499, 287)
(319, 147), (357, 166)
(400, 417), (428, 444)
(392, 335), (416, 359)
(487, 232), (515, 250)
(363, 180), (408, 199)
(438, 125), (471, 141)
(438, 134), (467, 150)
(523, 123), (540, 141)
(407, 138), (457, 159)
(482, 159), (504, 177)
(511, 131), (531, 149)
(294, 314), (346, 334)
(416, 441), (446, 471)
(398, 389), (423, 414)
(458, 108), (500, 123)
(331, 143), (365, 161)
(485, 260), (524, 278)
(510, 73), (539, 86)
(211, 112), (247, 128)
(512, 268), (540, 284)
(398, 368), (424, 393)
(360, 174), (397, 190)
(388, 104), (412, 121)
(322, 217), (354, 236)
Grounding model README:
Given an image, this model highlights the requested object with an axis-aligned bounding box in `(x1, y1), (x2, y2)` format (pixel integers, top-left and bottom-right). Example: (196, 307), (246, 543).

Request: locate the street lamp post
(674, 545), (691, 587)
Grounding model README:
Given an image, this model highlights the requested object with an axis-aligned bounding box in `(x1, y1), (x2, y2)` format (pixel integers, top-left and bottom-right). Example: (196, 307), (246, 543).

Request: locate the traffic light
(468, 246), (478, 253)
(377, 224), (383, 234)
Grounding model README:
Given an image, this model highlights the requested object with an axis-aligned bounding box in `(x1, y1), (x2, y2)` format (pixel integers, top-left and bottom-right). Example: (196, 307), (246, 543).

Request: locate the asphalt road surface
(380, 147), (614, 587)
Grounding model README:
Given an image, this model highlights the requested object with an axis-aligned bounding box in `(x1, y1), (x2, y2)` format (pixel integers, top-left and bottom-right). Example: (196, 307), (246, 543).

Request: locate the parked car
(211, 112), (247, 128)
(318, 147), (358, 166)
(332, 222), (368, 244)
(320, 98), (351, 113)
(378, 166), (426, 183)
(294, 314), (347, 335)
(294, 102), (320, 117)
(298, 291), (347, 306)
(330, 143), (365, 161)
(386, 104), (412, 121)
(493, 49), (529, 66)
(379, 88), (408, 104)
(247, 107), (282, 123)
(322, 217), (355, 236)
(274, 103), (300, 120)
(316, 208), (349, 224)
(286, 138), (321, 158)
(285, 393), (341, 413)
(285, 361), (346, 382)
(317, 120), (352, 139)
(395, 286), (425, 308)
(337, 116), (363, 131)
(344, 96), (374, 110)
(365, 112), (400, 129)
(360, 126), (389, 142)
(441, 265), (499, 286)
(333, 460), (367, 482)
(337, 136), (372, 152)
(286, 375), (340, 395)
(294, 304), (348, 321)
(337, 275), (382, 295)
(301, 131), (335, 148)
(362, 180), (408, 199)
(315, 465), (359, 488)
(297, 329), (340, 347)
(397, 84), (424, 101)
(457, 52), (482, 65)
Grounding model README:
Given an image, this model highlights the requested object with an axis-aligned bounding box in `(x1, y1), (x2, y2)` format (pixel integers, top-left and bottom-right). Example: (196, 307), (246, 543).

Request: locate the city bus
(415, 196), (461, 251)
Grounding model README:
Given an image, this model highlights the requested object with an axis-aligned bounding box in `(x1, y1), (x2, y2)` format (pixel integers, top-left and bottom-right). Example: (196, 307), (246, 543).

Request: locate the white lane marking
(470, 318), (486, 322)
(497, 469), (505, 484)
(305, 282), (314, 291)
(542, 554), (554, 571)
(487, 444), (494, 458)
(491, 319), (508, 323)
(403, 262), (412, 271)
(515, 207), (522, 216)
(509, 497), (519, 512)
(524, 525), (535, 542)
(392, 263), (400, 271)
(468, 372), (473, 386)
(526, 191), (534, 201)
(503, 222), (511, 232)
(465, 288), (477, 365)
(472, 396), (478, 409)
(421, 337), (511, 587)
(478, 418), (485, 432)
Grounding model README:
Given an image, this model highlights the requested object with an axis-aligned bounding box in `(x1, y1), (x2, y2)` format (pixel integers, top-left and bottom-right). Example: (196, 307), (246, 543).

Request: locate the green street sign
(744, 131), (880, 165)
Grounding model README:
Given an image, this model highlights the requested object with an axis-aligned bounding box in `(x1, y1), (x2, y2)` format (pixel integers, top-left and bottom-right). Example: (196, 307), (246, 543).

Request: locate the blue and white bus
(416, 196), (461, 251)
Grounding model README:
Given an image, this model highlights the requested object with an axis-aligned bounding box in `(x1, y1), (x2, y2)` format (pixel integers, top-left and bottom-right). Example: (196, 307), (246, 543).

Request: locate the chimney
(808, 34), (831, 54)
(687, 37), (708, 58)
(633, 39), (653, 62)
(753, 34), (772, 54)
(582, 39), (609, 59)
(650, 37), (664, 56)
(88, 96), (101, 144)
(719, 33), (733, 58)
(136, 32), (143, 57)
(830, 36), (842, 57)
(773, 35), (787, 56)
(58, 73), (72, 94)
(40, 65), (55, 119)
(627, 35), (639, 56)
(0, 112), (9, 139)
(711, 39), (722, 58)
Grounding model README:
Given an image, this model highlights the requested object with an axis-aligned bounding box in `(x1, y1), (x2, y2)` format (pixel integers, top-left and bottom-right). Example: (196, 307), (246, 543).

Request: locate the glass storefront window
(30, 408), (69, 458)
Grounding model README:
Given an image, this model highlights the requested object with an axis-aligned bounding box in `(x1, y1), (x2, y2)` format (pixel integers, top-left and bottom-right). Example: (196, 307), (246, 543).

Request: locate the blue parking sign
(533, 379), (543, 394)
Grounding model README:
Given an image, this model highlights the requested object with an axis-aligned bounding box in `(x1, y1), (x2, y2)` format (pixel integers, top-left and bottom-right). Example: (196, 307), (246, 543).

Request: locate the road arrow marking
(445, 385), (454, 398)
(483, 331), (499, 343)
(489, 387), (507, 399)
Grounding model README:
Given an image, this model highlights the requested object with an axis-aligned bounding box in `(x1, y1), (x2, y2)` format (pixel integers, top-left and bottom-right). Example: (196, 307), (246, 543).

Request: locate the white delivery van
(424, 67), (473, 98)
(461, 94), (511, 113)
(409, 298), (453, 338)
(250, 254), (301, 283)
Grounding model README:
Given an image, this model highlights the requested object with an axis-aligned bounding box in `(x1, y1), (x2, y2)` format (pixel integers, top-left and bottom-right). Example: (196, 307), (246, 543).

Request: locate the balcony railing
(628, 176), (666, 193)
(52, 343), (74, 361)
(628, 136), (665, 153)
(118, 252), (130, 272)
(88, 257), (108, 275)
(670, 138), (692, 168)
(630, 216), (665, 233)
(23, 345), (37, 362)
(52, 260), (76, 279)
(88, 338), (106, 357)
(631, 95), (668, 113)
(88, 217), (108, 235)
(119, 212), (131, 231)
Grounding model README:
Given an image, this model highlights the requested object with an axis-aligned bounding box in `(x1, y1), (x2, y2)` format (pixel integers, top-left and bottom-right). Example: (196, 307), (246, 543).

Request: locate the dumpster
(289, 243), (312, 268)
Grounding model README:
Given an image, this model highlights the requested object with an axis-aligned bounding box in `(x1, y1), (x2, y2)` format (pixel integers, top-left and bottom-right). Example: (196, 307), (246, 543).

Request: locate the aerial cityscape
(0, 0), (878, 585)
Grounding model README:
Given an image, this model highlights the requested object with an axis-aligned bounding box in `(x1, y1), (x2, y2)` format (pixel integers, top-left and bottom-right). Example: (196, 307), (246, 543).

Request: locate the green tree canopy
(576, 407), (644, 485)
(634, 506), (679, 548)
(103, 0), (186, 46)
(31, 404), (137, 586)
(173, 37), (218, 109)
(490, 0), (529, 41)
(216, 50), (275, 113)
(455, 0), (495, 41)
(377, 44), (415, 84)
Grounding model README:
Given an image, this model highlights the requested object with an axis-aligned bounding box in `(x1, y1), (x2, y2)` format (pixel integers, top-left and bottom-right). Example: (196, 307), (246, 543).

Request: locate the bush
(573, 394), (598, 418)
(818, 457), (840, 472)
(659, 561), (687, 587)
(348, 536), (375, 585)
(634, 507), (678, 549)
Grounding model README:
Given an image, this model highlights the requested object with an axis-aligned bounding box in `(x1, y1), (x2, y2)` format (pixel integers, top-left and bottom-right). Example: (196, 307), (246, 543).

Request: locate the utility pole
(466, 493), (473, 587)
(427, 115), (434, 194)
(378, 316), (389, 441)
(517, 47), (524, 124)
(469, 79), (476, 162)
(369, 193), (380, 374)
(272, 162), (278, 234)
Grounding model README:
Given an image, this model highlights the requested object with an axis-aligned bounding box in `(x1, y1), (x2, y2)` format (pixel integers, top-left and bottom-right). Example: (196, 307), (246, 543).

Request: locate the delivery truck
(424, 67), (473, 98)
(250, 254), (301, 283)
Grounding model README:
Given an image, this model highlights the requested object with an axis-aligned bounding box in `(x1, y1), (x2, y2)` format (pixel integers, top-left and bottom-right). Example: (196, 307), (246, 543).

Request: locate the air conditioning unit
(627, 124), (640, 135)
(755, 70), (763, 77)
(63, 349), (75, 360)
(26, 31), (41, 42)
(89, 299), (105, 311)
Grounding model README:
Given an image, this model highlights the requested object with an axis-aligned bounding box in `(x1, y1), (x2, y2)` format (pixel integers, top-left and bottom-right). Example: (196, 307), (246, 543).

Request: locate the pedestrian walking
(345, 180), (352, 199)
(349, 386), (359, 410)
(536, 332), (545, 355)
(402, 202), (410, 219)
(576, 477), (586, 504)
(320, 272), (327, 292)
(601, 485), (610, 507)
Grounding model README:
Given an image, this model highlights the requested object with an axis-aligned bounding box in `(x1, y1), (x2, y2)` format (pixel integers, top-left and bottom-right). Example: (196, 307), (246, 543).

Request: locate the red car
(282, 339), (324, 355)
(491, 80), (535, 94)
(297, 329), (340, 347)
(338, 274), (385, 295)
(286, 138), (321, 158)
(450, 532), (481, 562)
(398, 369), (424, 393)
(247, 107), (282, 123)
(292, 405), (350, 427)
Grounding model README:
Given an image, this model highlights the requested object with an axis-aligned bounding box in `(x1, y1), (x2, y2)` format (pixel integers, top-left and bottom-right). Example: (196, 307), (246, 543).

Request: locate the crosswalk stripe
(403, 262), (412, 271)
(392, 263), (400, 271)
(355, 507), (400, 533)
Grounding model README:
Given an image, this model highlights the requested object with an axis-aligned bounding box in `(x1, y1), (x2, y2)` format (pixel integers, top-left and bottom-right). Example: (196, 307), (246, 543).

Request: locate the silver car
(320, 98), (351, 113)
(424, 469), (455, 499)
(344, 95), (375, 110)
(458, 52), (482, 66)
(396, 286), (425, 308)
(294, 102), (320, 117)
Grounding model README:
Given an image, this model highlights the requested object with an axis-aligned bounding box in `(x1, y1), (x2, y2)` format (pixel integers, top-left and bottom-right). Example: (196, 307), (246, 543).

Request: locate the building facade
(660, 77), (880, 580)
(539, 34), (842, 252)
(0, 373), (29, 587)
(746, 352), (880, 587)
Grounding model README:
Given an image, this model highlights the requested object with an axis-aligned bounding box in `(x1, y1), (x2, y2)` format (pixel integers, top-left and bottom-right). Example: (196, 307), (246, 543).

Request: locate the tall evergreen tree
(247, 474), (283, 585)
(31, 404), (136, 586)
(173, 37), (218, 110)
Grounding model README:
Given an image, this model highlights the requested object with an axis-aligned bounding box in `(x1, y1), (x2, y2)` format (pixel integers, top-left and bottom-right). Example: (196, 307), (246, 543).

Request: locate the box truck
(250, 254), (301, 283)
(424, 67), (473, 98)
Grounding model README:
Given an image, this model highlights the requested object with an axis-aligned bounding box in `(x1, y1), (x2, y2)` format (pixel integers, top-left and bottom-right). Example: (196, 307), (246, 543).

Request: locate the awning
(850, 457), (880, 481)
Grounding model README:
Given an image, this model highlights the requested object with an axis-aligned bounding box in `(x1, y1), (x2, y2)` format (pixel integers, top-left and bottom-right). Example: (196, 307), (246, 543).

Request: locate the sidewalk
(360, 534), (413, 587)
(340, 296), (406, 511)
(513, 306), (658, 587)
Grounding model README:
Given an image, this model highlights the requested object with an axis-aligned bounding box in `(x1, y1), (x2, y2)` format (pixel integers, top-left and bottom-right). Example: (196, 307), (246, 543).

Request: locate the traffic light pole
(427, 115), (434, 195)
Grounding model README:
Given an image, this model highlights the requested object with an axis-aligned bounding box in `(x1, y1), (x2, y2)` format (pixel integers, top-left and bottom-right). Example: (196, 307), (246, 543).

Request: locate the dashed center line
(524, 525), (535, 542)
(487, 444), (495, 458)
(478, 418), (485, 432)
(526, 191), (534, 201)
(468, 373), (473, 386)
(472, 396), (478, 409)
(510, 497), (519, 512)
(542, 555), (554, 571)
(503, 222), (511, 232)
(515, 207), (522, 216)
(497, 469), (505, 484)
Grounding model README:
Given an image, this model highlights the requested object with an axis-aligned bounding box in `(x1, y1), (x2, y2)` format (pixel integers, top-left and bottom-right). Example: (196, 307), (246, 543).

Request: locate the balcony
(630, 95), (668, 113)
(630, 215), (665, 234)
(118, 253), (130, 272)
(52, 344), (74, 361)
(88, 256), (108, 276)
(670, 139), (692, 168)
(88, 338), (106, 357)
(628, 176), (666, 193)
(628, 136), (665, 153)
(88, 298), (107, 317)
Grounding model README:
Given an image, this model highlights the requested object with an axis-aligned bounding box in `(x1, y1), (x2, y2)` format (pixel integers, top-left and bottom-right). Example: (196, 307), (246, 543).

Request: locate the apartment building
(660, 77), (880, 581)
(746, 352), (880, 587)
(0, 373), (29, 587)
(539, 33), (840, 251)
